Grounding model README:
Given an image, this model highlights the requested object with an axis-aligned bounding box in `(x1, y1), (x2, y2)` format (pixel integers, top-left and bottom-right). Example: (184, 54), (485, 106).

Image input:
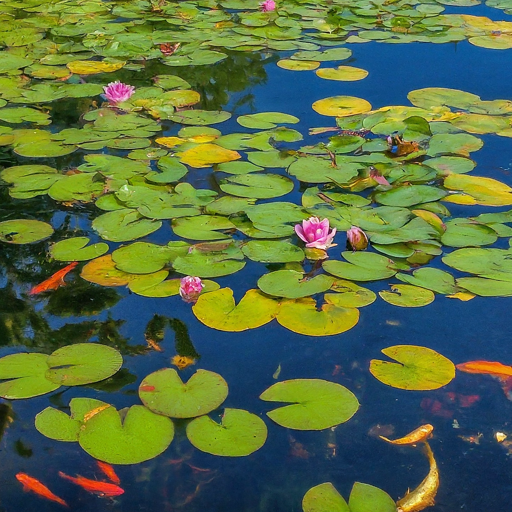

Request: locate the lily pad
(139, 368), (228, 419)
(186, 408), (267, 457)
(302, 483), (349, 512)
(316, 66), (368, 81)
(237, 112), (299, 130)
(312, 96), (372, 117)
(192, 288), (279, 332)
(379, 284), (435, 307)
(79, 404), (174, 464)
(220, 173), (294, 199)
(242, 240), (305, 263)
(260, 379), (359, 430)
(276, 297), (360, 336)
(92, 209), (162, 242)
(0, 219), (53, 244)
(35, 398), (108, 442)
(45, 343), (123, 386)
(257, 270), (334, 298)
(323, 252), (398, 281)
(369, 345), (456, 390)
(0, 353), (60, 399)
(50, 237), (109, 262)
(348, 483), (397, 512)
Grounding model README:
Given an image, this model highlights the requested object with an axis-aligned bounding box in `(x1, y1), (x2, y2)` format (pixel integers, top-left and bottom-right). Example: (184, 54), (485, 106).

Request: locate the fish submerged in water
(96, 461), (121, 485)
(16, 472), (68, 507)
(58, 471), (124, 497)
(380, 424), (434, 446)
(396, 441), (439, 512)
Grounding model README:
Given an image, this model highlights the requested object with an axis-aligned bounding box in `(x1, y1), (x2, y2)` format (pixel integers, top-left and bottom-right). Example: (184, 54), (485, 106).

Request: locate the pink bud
(346, 226), (368, 251)
(179, 276), (204, 303)
(369, 167), (390, 186)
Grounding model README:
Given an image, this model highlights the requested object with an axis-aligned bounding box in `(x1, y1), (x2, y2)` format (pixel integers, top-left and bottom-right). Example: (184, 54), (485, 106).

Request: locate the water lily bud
(102, 81), (135, 105)
(179, 276), (204, 303)
(346, 226), (368, 251)
(295, 216), (337, 250)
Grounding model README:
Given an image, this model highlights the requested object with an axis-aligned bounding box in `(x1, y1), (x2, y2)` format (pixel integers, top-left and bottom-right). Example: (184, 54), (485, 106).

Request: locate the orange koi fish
(96, 461), (121, 485)
(380, 424), (434, 446)
(29, 262), (79, 295)
(16, 472), (68, 507)
(58, 471), (124, 497)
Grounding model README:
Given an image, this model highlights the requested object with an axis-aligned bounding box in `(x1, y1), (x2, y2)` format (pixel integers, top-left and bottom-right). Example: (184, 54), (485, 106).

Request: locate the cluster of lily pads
(3, 86), (512, 336)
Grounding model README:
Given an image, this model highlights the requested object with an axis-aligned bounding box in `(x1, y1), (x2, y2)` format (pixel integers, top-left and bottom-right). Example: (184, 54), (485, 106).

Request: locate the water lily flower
(295, 216), (337, 250)
(179, 276), (204, 303)
(102, 81), (135, 105)
(346, 226), (368, 251)
(260, 0), (276, 11)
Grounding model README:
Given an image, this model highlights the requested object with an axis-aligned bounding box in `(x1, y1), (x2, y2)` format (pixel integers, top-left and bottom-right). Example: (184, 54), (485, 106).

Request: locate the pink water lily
(295, 216), (337, 250)
(260, 0), (276, 11)
(179, 276), (204, 303)
(102, 81), (135, 105)
(346, 226), (368, 251)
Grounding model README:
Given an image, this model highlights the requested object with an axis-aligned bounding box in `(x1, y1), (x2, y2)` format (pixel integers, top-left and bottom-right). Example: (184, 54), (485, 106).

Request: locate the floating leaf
(186, 408), (267, 457)
(260, 379), (359, 430)
(0, 353), (59, 399)
(67, 60), (125, 74)
(316, 66), (368, 81)
(323, 252), (398, 281)
(81, 255), (137, 287)
(35, 398), (108, 442)
(302, 483), (350, 512)
(277, 59), (320, 71)
(312, 96), (372, 117)
(237, 112), (299, 130)
(379, 284), (435, 307)
(169, 110), (231, 126)
(369, 345), (456, 390)
(242, 240), (304, 263)
(348, 483), (397, 512)
(45, 344), (123, 386)
(0, 219), (53, 244)
(139, 368), (228, 419)
(444, 174), (512, 206)
(92, 209), (162, 242)
(192, 288), (279, 332)
(276, 297), (359, 336)
(50, 237), (109, 262)
(257, 270), (334, 298)
(79, 405), (174, 465)
(220, 173), (294, 199)
(177, 143), (241, 168)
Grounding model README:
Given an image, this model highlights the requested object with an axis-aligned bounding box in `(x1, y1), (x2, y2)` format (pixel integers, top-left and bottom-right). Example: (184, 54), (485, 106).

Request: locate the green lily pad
(220, 173), (294, 199)
(35, 398), (108, 442)
(316, 66), (368, 81)
(0, 219), (54, 244)
(0, 353), (60, 399)
(441, 219), (498, 247)
(379, 284), (435, 307)
(277, 59), (320, 71)
(323, 252), (398, 281)
(348, 483), (397, 512)
(260, 379), (359, 430)
(192, 288), (279, 332)
(186, 408), (267, 457)
(237, 112), (299, 130)
(276, 297), (360, 336)
(79, 404), (174, 464)
(303, 483), (349, 512)
(172, 215), (235, 241)
(242, 240), (305, 263)
(325, 280), (377, 307)
(92, 209), (162, 242)
(168, 110), (231, 126)
(50, 237), (109, 262)
(257, 270), (334, 298)
(287, 156), (360, 184)
(395, 268), (458, 294)
(45, 344), (123, 386)
(456, 277), (512, 297)
(374, 185), (447, 207)
(139, 368), (228, 419)
(369, 345), (456, 390)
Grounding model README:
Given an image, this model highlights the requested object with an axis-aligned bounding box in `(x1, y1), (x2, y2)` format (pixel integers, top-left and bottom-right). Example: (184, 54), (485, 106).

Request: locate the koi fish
(396, 442), (439, 512)
(96, 461), (120, 485)
(58, 471), (124, 497)
(380, 424), (433, 446)
(16, 472), (68, 507)
(29, 262), (78, 295)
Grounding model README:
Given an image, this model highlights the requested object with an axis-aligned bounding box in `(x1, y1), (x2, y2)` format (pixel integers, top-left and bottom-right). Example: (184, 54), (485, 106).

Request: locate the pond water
(2, 0), (512, 511)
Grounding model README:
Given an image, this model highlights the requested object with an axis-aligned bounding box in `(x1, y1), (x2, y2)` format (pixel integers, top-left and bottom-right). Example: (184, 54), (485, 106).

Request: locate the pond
(1, 0), (512, 511)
